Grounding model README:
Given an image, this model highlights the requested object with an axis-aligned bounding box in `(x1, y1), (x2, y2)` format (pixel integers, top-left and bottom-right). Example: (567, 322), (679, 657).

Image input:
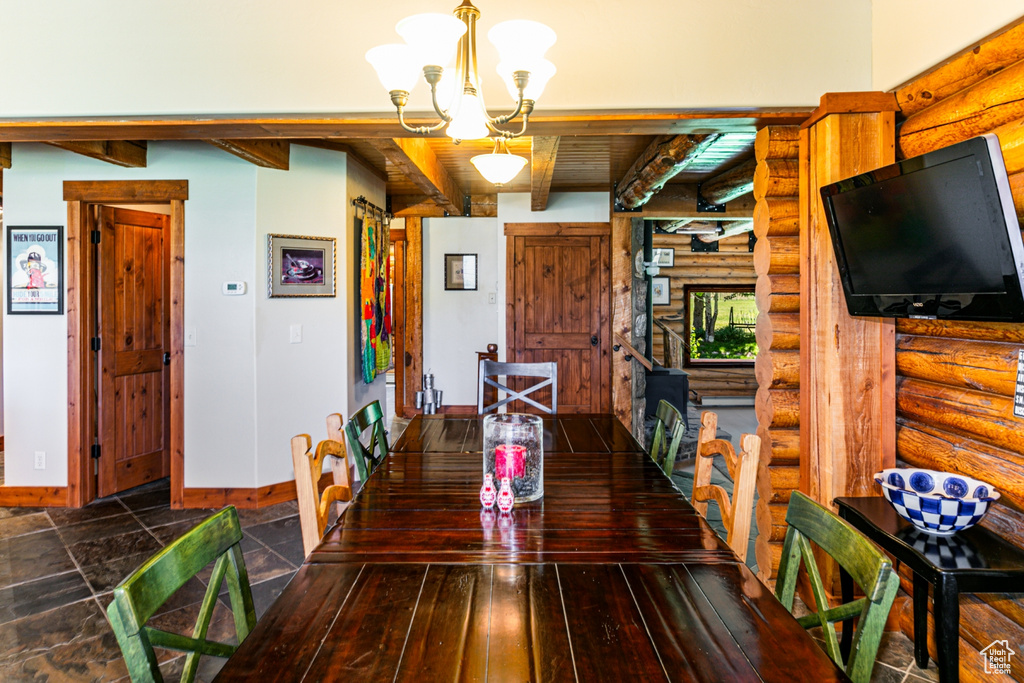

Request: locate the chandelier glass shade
(365, 1), (556, 143)
(471, 138), (529, 186)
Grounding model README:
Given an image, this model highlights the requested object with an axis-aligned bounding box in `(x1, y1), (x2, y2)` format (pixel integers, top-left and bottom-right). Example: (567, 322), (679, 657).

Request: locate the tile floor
(0, 417), (940, 682)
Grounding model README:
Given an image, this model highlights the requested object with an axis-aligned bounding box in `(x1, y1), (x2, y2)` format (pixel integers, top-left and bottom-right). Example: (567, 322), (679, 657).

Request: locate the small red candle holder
(483, 413), (544, 503)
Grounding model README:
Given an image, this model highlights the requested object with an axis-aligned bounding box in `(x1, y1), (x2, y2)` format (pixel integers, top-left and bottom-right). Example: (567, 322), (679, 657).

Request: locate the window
(683, 285), (757, 366)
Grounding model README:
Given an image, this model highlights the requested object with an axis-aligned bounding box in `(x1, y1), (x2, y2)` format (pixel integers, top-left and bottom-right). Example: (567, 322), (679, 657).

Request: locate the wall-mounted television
(820, 134), (1024, 322)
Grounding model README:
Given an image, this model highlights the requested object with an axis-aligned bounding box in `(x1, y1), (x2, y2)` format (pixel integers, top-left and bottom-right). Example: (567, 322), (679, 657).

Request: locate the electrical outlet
(290, 324), (302, 344)
(185, 328), (197, 347)
(34, 451), (45, 470)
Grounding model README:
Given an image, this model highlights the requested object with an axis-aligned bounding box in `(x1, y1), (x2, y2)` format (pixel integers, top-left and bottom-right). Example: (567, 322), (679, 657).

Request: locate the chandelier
(366, 1), (556, 185)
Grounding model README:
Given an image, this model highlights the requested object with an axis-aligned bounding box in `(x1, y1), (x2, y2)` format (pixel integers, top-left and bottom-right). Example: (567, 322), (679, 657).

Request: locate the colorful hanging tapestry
(358, 206), (392, 384)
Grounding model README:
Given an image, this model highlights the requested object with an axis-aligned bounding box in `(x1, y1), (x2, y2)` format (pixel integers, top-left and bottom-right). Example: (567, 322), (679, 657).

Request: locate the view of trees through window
(685, 286), (757, 364)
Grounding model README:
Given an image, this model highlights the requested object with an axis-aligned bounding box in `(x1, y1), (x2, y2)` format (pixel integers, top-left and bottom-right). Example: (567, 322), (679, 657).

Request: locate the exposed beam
(629, 182), (755, 219)
(0, 109), (813, 143)
(698, 221), (754, 242)
(701, 156), (756, 204)
(0, 142), (10, 168)
(208, 139), (289, 169)
(45, 140), (146, 167)
(292, 139), (387, 182)
(368, 138), (463, 216)
(530, 136), (560, 211)
(615, 134), (723, 210)
(392, 194), (496, 218)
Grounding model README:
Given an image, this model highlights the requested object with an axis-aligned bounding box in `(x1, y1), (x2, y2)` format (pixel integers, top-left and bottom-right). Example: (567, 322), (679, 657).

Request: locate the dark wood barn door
(506, 223), (611, 413)
(96, 207), (171, 496)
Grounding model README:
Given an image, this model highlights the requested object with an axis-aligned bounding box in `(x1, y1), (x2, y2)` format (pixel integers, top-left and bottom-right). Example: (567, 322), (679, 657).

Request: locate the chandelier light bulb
(365, 44), (422, 93)
(446, 93), (490, 141)
(397, 13), (466, 68)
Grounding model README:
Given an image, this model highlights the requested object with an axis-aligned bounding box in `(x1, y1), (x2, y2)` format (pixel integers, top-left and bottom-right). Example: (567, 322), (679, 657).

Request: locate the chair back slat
(477, 360), (557, 414)
(650, 400), (685, 476)
(776, 491), (900, 683)
(344, 400), (389, 481)
(107, 506), (257, 683)
(292, 434), (354, 557)
(692, 411), (759, 563)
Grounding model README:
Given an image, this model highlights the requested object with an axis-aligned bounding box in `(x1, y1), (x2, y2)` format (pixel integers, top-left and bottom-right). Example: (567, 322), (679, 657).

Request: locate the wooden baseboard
(0, 486), (69, 508)
(181, 471), (335, 510)
(0, 435), (5, 450)
(440, 404), (478, 415)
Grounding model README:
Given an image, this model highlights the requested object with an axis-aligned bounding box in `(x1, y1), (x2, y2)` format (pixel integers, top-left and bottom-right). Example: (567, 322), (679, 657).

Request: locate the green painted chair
(775, 491), (900, 683)
(107, 506), (257, 683)
(345, 400), (390, 482)
(649, 399), (686, 476)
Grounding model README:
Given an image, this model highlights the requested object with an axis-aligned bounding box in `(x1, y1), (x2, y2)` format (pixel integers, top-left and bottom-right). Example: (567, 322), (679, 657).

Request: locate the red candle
(495, 444), (526, 478)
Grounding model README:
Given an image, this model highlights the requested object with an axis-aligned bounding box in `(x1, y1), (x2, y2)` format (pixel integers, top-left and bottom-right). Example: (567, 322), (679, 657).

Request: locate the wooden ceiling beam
(633, 183), (755, 219)
(292, 140), (387, 182)
(697, 221), (755, 243)
(615, 134), (723, 210)
(530, 136), (560, 211)
(0, 142), (10, 169)
(45, 140), (146, 167)
(207, 139), (289, 169)
(368, 138), (464, 216)
(0, 109), (813, 143)
(700, 156), (756, 205)
(392, 194), (496, 218)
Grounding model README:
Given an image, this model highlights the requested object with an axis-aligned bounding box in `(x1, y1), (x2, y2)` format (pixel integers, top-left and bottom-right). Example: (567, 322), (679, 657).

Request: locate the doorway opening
(64, 180), (187, 508)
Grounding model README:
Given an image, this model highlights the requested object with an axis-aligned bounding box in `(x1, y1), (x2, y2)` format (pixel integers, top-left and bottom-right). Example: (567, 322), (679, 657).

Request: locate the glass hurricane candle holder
(483, 413), (543, 503)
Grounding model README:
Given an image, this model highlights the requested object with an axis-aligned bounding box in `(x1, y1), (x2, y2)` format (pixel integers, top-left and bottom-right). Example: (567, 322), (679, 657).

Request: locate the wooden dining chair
(650, 399), (686, 476)
(291, 433), (354, 557)
(776, 491), (900, 683)
(107, 506), (256, 683)
(477, 360), (557, 414)
(692, 410), (760, 563)
(343, 400), (390, 482)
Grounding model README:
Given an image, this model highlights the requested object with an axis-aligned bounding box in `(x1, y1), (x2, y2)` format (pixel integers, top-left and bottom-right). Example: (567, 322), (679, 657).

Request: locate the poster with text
(7, 226), (63, 314)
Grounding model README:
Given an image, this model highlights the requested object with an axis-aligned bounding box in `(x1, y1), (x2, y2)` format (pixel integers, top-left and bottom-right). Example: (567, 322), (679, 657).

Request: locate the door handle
(163, 352), (171, 366)
(591, 335), (598, 346)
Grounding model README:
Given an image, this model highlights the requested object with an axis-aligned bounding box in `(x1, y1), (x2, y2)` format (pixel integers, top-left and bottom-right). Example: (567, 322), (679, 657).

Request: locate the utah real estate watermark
(981, 640), (1015, 675)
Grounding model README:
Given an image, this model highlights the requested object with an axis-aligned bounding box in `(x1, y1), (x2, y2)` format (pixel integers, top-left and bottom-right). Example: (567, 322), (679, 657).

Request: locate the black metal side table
(834, 496), (1024, 683)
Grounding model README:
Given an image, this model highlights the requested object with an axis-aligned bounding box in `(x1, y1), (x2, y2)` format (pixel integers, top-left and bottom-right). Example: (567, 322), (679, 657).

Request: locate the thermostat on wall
(222, 281), (247, 295)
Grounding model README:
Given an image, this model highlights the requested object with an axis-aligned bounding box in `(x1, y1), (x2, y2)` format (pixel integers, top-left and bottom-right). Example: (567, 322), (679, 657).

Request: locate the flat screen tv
(820, 134), (1024, 321)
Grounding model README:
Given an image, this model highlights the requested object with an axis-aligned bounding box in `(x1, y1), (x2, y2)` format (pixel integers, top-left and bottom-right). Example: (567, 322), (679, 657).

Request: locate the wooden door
(507, 224), (611, 413)
(96, 207), (171, 496)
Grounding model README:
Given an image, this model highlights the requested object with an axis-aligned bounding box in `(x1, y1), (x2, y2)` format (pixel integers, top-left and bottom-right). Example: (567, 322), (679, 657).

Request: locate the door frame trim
(64, 180), (187, 508)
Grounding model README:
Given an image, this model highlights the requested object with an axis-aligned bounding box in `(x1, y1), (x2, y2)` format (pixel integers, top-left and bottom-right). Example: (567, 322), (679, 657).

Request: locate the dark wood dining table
(216, 414), (848, 682)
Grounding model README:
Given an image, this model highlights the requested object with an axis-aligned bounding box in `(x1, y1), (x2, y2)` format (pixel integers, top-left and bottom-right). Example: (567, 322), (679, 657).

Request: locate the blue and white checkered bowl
(874, 468), (1000, 536)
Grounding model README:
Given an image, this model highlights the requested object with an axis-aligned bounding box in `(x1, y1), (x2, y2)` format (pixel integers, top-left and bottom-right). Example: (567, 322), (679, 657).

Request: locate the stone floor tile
(0, 572), (93, 626)
(0, 529), (77, 590)
(0, 629), (128, 682)
(55, 513), (145, 547)
(234, 501), (299, 527)
(46, 498), (128, 527)
(66, 529), (162, 569)
(0, 513), (52, 542)
(133, 506), (215, 530)
(244, 515), (301, 547)
(0, 598), (109, 665)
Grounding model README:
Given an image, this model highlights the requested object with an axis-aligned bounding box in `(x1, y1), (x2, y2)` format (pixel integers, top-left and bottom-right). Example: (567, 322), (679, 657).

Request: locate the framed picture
(445, 253), (478, 291)
(7, 226), (64, 314)
(652, 248), (675, 267)
(268, 234), (336, 298)
(651, 276), (670, 306)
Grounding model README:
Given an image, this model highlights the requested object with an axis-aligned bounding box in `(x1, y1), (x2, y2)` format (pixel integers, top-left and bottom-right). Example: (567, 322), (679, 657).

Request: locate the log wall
(751, 126), (801, 578)
(650, 232), (757, 398)
(891, 17), (1024, 681)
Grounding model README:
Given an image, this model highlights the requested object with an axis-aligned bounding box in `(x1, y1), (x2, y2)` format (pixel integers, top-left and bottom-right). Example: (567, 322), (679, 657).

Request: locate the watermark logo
(981, 640), (1015, 675)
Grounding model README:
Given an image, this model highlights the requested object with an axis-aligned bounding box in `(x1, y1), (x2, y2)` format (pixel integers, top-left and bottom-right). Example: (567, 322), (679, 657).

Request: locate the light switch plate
(488, 292), (497, 304)
(185, 328), (197, 347)
(290, 324), (302, 344)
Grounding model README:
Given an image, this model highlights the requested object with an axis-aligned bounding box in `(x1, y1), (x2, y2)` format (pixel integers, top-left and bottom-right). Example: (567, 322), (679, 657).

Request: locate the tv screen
(821, 135), (1024, 321)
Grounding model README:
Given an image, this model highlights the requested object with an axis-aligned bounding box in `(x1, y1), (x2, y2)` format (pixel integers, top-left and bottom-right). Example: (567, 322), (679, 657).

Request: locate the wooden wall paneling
(799, 99), (897, 590)
(402, 218), (424, 419)
(65, 201), (91, 506)
(897, 58), (1024, 159)
(611, 215), (633, 431)
(169, 199), (185, 508)
(893, 17), (1024, 118)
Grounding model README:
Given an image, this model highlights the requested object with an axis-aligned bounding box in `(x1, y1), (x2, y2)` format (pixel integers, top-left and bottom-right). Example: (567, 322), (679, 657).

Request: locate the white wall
(2, 142), (375, 490)
(872, 2), (1023, 91)
(0, 0), (872, 116)
(422, 192), (610, 405)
